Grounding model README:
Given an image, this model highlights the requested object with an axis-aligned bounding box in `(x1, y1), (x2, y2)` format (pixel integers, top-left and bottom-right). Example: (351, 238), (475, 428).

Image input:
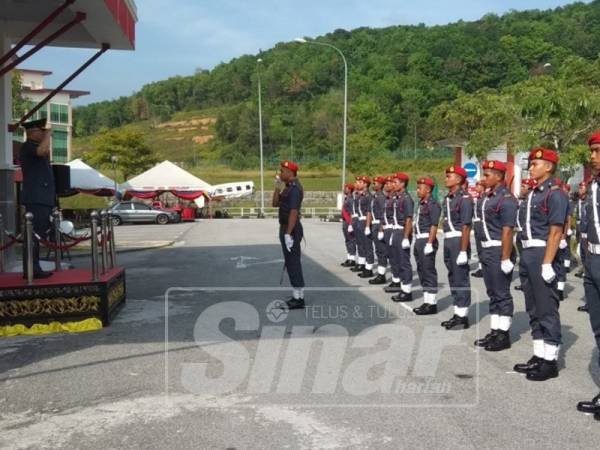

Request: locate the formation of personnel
(339, 134), (600, 419)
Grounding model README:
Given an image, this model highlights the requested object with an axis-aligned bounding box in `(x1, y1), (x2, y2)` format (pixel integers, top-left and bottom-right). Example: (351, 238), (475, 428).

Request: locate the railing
(217, 207), (342, 220)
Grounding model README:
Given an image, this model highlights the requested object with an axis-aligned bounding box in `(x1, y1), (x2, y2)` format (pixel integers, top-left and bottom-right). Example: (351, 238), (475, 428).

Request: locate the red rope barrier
(0, 236), (17, 251)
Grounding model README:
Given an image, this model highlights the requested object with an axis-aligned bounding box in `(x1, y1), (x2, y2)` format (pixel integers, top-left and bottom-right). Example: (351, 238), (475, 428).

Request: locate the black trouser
(22, 203), (52, 274)
(279, 223), (305, 288)
(519, 246), (561, 345)
(342, 221), (356, 257)
(414, 238), (438, 294)
(584, 253), (600, 364)
(394, 229), (413, 285)
(443, 237), (471, 308)
(385, 228), (398, 279)
(480, 246), (515, 317)
(373, 224), (388, 269)
(355, 219), (374, 265)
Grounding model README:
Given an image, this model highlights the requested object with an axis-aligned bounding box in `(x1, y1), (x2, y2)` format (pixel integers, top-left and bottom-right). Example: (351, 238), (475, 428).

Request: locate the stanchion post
(100, 210), (108, 274)
(25, 212), (34, 285)
(53, 210), (62, 272)
(90, 211), (99, 281)
(0, 213), (5, 273)
(108, 211), (117, 269)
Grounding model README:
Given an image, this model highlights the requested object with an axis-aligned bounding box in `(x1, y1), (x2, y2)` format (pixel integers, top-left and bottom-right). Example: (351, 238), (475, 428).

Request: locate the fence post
(0, 213), (5, 273)
(24, 212), (34, 285)
(90, 211), (100, 282)
(53, 210), (62, 272)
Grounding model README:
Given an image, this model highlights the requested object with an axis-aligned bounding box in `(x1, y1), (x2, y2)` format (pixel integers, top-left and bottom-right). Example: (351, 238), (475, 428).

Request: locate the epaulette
(550, 185), (560, 191)
(462, 194), (470, 198)
(504, 194), (512, 198)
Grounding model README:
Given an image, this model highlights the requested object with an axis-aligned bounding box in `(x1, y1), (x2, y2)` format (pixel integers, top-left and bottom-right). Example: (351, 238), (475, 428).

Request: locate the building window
(27, 101), (47, 121)
(52, 128), (68, 163)
(50, 104), (68, 124)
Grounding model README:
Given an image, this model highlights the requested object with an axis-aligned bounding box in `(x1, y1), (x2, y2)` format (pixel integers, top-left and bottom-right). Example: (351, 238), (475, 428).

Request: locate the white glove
(541, 263), (556, 283)
(424, 243), (434, 255)
(377, 231), (384, 241)
(559, 239), (568, 250)
(348, 224), (353, 233)
(364, 226), (371, 236)
(456, 251), (468, 266)
(284, 234), (294, 252)
(501, 259), (514, 275)
(402, 238), (410, 249)
(567, 228), (573, 237)
(274, 175), (282, 188)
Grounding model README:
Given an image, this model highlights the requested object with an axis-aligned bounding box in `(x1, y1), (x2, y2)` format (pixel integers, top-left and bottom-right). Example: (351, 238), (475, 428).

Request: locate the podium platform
(0, 267), (126, 326)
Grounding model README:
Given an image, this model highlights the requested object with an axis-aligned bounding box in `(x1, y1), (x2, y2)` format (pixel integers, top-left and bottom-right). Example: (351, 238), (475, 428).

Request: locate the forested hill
(74, 1), (600, 169)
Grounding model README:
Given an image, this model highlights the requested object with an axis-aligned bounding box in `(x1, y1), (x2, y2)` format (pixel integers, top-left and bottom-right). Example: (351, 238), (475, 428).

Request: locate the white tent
(66, 159), (116, 193)
(120, 160), (212, 196)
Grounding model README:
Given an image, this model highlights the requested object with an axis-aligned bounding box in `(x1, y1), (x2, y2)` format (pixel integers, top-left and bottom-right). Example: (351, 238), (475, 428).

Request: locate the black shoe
(413, 303), (438, 315)
(350, 264), (365, 272)
(474, 330), (498, 347)
(515, 285), (523, 291)
(471, 269), (483, 278)
(22, 270), (53, 280)
(285, 298), (305, 310)
(368, 274), (387, 285)
(391, 291), (413, 303)
(526, 359), (558, 381)
(578, 304), (589, 312)
(559, 290), (565, 301)
(577, 393), (600, 414)
(441, 315), (469, 330)
(514, 355), (542, 374)
(358, 269), (374, 278)
(340, 259), (355, 267)
(384, 282), (402, 293)
(485, 330), (511, 352)
(575, 270), (585, 278)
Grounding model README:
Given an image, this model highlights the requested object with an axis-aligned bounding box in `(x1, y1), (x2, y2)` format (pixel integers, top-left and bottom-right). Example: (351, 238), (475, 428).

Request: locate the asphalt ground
(1, 218), (600, 449)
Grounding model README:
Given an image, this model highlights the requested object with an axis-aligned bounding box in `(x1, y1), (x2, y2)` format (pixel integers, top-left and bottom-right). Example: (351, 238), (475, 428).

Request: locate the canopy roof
(120, 160), (212, 192)
(66, 158), (115, 191)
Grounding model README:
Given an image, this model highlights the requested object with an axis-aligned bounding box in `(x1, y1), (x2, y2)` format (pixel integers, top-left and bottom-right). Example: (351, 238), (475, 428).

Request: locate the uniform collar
(534, 177), (554, 192)
(487, 184), (505, 197)
(448, 188), (463, 198)
(420, 195), (431, 205)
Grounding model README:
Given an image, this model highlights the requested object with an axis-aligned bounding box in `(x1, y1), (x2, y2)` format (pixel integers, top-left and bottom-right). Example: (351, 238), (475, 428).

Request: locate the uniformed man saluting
(514, 148), (568, 381)
(273, 160), (305, 310)
(441, 166), (473, 330)
(577, 132), (600, 418)
(475, 160), (518, 352)
(19, 118), (55, 279)
(412, 177), (441, 315)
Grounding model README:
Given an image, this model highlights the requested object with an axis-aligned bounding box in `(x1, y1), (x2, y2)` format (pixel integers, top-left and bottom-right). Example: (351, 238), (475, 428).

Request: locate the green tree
(11, 70), (28, 119)
(85, 128), (157, 180)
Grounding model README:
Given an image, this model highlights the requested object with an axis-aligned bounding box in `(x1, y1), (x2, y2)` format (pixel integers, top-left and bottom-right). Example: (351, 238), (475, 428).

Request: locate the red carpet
(0, 267), (124, 289)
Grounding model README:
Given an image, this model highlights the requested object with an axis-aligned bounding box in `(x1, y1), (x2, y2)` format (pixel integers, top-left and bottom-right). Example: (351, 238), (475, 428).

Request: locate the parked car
(110, 202), (180, 225)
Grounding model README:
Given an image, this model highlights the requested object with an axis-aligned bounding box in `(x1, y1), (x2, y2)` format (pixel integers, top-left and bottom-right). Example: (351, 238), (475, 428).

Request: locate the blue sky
(22, 0), (588, 105)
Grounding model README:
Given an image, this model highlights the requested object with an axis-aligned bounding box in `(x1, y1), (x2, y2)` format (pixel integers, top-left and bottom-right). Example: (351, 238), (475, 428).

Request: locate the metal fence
(217, 207), (341, 220)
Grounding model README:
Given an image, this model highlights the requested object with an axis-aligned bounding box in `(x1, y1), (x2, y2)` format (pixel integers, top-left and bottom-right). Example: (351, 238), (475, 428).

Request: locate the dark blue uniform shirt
(518, 178), (569, 241)
(443, 189), (473, 233)
(278, 179), (303, 225)
(481, 185), (517, 241)
(371, 191), (386, 222)
(394, 191), (414, 226)
(19, 140), (55, 206)
(414, 196), (441, 235)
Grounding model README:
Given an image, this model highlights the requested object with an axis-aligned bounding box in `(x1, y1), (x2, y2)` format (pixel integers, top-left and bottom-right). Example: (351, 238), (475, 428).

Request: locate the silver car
(110, 202), (179, 225)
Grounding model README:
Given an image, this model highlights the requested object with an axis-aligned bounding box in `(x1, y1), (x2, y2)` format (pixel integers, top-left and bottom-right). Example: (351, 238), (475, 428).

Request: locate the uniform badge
(489, 161), (495, 169)
(536, 150), (543, 159)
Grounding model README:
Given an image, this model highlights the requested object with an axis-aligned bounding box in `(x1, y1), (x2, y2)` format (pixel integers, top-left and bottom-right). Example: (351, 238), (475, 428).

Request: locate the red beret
(344, 183), (355, 191)
(385, 175), (395, 183)
(482, 160), (507, 172)
(588, 132), (600, 147)
(373, 176), (387, 184)
(446, 166), (467, 178)
(528, 148), (559, 164)
(281, 160), (299, 173)
(355, 176), (371, 184)
(417, 177), (435, 188)
(394, 172), (410, 182)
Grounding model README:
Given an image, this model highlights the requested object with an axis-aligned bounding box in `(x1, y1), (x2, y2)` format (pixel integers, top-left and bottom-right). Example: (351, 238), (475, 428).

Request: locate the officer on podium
(19, 118), (55, 279)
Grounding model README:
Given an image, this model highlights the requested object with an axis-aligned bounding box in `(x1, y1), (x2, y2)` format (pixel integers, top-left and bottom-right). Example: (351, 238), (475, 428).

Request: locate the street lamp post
(257, 58), (265, 218)
(295, 37), (348, 192)
(111, 155), (118, 204)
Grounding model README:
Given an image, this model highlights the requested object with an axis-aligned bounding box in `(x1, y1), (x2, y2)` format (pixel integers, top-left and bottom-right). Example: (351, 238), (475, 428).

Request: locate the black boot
(384, 282), (402, 293)
(441, 315), (469, 330)
(575, 270), (585, 278)
(350, 264), (364, 272)
(513, 355), (542, 374)
(340, 259), (355, 267)
(368, 274), (387, 285)
(285, 298), (305, 310)
(526, 359), (558, 381)
(474, 330), (498, 347)
(471, 268), (483, 278)
(391, 291), (413, 303)
(577, 392), (600, 414)
(358, 269), (374, 278)
(413, 303), (437, 315)
(578, 304), (589, 312)
(558, 290), (565, 301)
(485, 330), (511, 352)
